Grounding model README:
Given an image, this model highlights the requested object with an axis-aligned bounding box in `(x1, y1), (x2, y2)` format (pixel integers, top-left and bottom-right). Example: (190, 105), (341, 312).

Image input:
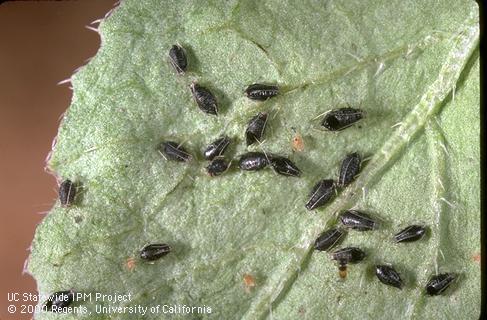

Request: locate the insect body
(203, 136), (231, 160)
(206, 157), (230, 176)
(425, 273), (456, 295)
(394, 225), (427, 243)
(305, 179), (336, 210)
(339, 210), (377, 231)
(140, 243), (172, 261)
(238, 152), (269, 171)
(244, 84), (279, 101)
(44, 290), (75, 312)
(159, 141), (192, 162)
(375, 265), (403, 289)
(245, 112), (268, 145)
(190, 83), (218, 115)
(332, 247), (366, 264)
(321, 108), (364, 131)
(314, 228), (345, 251)
(338, 152), (361, 187)
(269, 156), (301, 177)
(331, 247), (365, 279)
(59, 180), (76, 207)
(169, 44), (187, 74)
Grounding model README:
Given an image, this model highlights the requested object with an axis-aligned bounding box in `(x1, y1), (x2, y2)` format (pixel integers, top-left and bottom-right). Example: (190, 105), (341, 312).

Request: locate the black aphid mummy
(394, 225), (427, 243)
(190, 83), (218, 115)
(339, 210), (377, 231)
(321, 108), (364, 131)
(44, 290), (75, 312)
(159, 141), (192, 162)
(140, 243), (172, 261)
(375, 265), (403, 289)
(203, 136), (231, 160)
(305, 179), (336, 210)
(206, 157), (230, 177)
(244, 84), (279, 101)
(314, 228), (345, 251)
(245, 112), (268, 145)
(169, 44), (187, 74)
(331, 247), (366, 264)
(425, 273), (456, 295)
(269, 156), (301, 177)
(59, 180), (76, 207)
(238, 152), (269, 171)
(338, 152), (361, 187)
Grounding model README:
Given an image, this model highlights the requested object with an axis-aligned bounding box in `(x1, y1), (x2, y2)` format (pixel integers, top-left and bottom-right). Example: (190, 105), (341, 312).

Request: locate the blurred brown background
(0, 1), (119, 319)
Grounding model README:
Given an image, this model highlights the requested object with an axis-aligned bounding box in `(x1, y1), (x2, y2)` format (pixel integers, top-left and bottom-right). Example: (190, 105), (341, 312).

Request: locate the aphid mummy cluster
(166, 47), (301, 178)
(49, 42), (455, 312)
(307, 153), (455, 293)
(314, 217), (456, 293)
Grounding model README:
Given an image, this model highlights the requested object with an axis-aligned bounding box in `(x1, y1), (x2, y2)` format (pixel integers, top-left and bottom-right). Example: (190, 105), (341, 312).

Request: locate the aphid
(314, 228), (345, 251)
(375, 265), (403, 289)
(203, 136), (231, 160)
(245, 112), (268, 145)
(339, 210), (377, 231)
(206, 157), (230, 176)
(190, 82), (218, 115)
(169, 44), (187, 74)
(59, 179), (76, 207)
(44, 290), (74, 312)
(331, 247), (365, 279)
(425, 273), (457, 295)
(159, 141), (192, 162)
(269, 156), (301, 177)
(243, 273), (256, 293)
(244, 83), (279, 101)
(305, 179), (336, 210)
(393, 225), (427, 243)
(140, 243), (172, 261)
(238, 152), (269, 171)
(331, 247), (366, 264)
(321, 107), (364, 131)
(338, 152), (361, 187)
(291, 133), (304, 152)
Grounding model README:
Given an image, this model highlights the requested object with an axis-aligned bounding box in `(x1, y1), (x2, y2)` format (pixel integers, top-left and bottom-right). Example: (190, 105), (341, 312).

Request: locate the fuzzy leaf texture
(28, 1), (480, 319)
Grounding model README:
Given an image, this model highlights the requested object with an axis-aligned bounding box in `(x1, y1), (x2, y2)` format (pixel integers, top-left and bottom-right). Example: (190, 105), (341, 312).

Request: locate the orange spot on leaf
(292, 134), (304, 152)
(243, 273), (256, 293)
(125, 257), (136, 271)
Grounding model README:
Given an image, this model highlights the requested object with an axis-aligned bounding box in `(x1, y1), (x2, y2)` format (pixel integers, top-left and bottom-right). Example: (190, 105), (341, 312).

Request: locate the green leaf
(28, 0), (480, 319)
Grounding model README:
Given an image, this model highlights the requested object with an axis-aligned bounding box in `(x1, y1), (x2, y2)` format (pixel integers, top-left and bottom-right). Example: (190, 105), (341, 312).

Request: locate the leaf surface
(28, 1), (480, 319)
